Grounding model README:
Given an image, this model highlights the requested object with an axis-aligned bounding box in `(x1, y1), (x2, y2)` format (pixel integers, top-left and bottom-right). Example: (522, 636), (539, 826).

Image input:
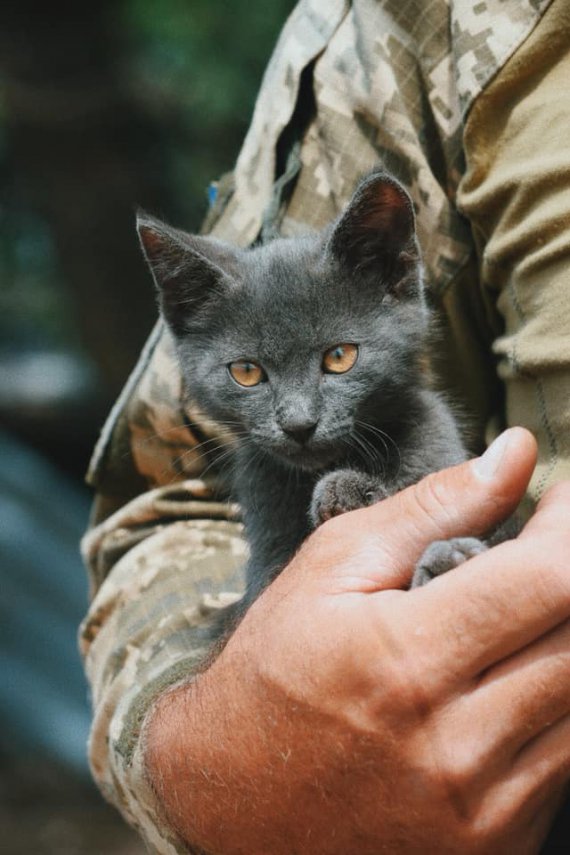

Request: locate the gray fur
(137, 172), (479, 621)
(412, 537), (488, 587)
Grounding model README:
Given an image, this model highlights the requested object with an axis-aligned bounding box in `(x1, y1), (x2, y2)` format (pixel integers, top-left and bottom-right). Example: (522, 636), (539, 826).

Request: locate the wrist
(144, 650), (275, 853)
(144, 670), (225, 849)
(143, 633), (343, 855)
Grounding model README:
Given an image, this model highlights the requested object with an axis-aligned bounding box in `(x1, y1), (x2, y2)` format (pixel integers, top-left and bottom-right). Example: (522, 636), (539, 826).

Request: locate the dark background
(0, 0), (295, 474)
(0, 2), (294, 851)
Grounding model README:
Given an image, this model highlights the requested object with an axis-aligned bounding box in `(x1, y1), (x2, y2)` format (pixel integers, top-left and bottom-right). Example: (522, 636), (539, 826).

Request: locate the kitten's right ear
(136, 211), (234, 336)
(327, 171), (418, 281)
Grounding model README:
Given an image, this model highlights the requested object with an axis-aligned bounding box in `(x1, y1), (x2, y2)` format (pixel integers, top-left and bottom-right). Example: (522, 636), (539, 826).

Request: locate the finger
(501, 714), (570, 819)
(464, 619), (570, 759)
(402, 482), (570, 681)
(323, 427), (536, 591)
(369, 426), (535, 587)
(481, 776), (567, 855)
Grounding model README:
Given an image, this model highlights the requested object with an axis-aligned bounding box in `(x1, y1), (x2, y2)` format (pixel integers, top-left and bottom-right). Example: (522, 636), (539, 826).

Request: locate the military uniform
(81, 1), (570, 850)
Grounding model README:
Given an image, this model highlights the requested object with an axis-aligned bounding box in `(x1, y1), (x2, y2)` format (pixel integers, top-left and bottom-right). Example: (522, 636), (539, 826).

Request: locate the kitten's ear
(137, 211), (236, 335)
(328, 171), (417, 276)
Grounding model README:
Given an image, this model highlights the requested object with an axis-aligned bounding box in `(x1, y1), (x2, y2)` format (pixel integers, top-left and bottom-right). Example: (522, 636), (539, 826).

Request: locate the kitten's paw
(310, 469), (387, 527)
(411, 537), (487, 588)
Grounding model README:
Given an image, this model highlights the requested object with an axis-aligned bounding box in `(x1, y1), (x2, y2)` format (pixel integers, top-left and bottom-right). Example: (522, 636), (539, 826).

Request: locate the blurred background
(0, 1), (294, 851)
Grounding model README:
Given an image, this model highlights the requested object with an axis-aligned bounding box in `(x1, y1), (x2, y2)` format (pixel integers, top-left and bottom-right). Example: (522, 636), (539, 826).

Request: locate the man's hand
(146, 428), (570, 854)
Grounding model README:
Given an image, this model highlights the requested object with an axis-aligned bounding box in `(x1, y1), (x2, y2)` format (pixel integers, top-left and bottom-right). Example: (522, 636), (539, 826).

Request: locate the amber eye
(322, 343), (358, 374)
(228, 359), (265, 387)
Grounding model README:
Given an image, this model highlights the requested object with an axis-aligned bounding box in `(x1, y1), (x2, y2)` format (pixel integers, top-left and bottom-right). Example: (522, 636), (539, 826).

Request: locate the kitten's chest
(233, 449), (317, 527)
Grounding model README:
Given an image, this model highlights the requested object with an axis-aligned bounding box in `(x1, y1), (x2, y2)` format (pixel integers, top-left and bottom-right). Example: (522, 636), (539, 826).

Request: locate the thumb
(324, 427), (537, 592)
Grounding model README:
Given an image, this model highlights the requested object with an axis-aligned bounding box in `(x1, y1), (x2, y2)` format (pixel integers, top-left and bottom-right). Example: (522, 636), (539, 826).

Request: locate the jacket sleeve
(457, 0), (570, 504)
(80, 323), (246, 852)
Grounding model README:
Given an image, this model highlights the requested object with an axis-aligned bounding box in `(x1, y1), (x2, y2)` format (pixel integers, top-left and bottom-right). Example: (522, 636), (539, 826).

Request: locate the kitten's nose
(282, 420), (318, 445)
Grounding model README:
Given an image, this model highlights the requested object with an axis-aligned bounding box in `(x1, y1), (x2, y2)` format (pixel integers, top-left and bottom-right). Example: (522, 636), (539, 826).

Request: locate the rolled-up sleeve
(458, 0), (570, 502)
(81, 498), (245, 852)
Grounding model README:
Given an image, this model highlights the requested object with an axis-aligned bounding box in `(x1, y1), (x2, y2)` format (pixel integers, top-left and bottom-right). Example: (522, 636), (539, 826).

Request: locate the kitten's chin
(267, 443), (340, 472)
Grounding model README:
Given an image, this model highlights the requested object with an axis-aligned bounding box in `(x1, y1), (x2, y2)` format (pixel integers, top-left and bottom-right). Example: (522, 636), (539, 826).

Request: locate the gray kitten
(137, 171), (486, 623)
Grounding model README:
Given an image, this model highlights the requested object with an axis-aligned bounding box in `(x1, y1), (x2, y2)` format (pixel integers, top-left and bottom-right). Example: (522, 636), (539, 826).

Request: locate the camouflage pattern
(80, 1), (554, 850)
(82, 512), (246, 852)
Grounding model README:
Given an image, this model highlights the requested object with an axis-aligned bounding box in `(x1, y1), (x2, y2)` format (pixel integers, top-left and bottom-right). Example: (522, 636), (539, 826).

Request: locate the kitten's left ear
(137, 211), (238, 335)
(327, 171), (418, 275)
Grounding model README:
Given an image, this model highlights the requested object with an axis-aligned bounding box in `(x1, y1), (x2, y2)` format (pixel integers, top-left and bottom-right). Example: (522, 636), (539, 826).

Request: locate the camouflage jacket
(81, 1), (570, 850)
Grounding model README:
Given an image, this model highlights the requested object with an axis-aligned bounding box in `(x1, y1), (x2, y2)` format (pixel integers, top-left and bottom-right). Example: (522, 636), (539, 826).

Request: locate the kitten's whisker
(349, 430), (385, 476)
(361, 431), (388, 475)
(169, 440), (232, 471)
(343, 432), (376, 474)
(355, 420), (398, 452)
(236, 445), (266, 517)
(130, 424), (247, 476)
(131, 418), (245, 448)
(165, 432), (251, 481)
(198, 444), (239, 480)
(355, 420), (402, 477)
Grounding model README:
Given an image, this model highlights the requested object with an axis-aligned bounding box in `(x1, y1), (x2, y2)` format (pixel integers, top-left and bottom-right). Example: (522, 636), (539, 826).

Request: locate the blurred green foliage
(0, 0), (295, 356)
(123, 0), (295, 226)
(0, 211), (73, 350)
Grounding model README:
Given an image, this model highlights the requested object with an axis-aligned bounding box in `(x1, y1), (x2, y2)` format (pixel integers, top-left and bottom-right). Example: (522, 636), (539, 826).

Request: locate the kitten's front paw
(411, 537), (487, 588)
(310, 469), (387, 527)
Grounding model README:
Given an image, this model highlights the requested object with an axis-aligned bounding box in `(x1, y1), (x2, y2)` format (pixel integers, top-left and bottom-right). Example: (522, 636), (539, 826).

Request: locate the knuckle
(458, 813), (503, 854)
(440, 745), (481, 793)
(371, 640), (440, 722)
(393, 674), (433, 720)
(427, 751), (497, 850)
(411, 473), (457, 536)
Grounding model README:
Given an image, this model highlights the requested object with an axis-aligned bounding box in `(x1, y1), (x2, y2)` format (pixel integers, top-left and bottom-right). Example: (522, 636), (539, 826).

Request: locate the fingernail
(473, 430), (511, 480)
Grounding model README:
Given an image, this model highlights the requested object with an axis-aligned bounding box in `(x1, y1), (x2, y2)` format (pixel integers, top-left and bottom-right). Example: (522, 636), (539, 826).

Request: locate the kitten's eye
(228, 359), (266, 387)
(322, 343), (358, 374)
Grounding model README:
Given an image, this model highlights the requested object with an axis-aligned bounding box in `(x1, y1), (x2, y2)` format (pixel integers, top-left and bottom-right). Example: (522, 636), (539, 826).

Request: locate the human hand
(146, 428), (570, 854)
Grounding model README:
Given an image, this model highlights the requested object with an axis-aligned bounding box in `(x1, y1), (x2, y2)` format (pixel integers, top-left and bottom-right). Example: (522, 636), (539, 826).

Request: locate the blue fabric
(0, 430), (91, 775)
(207, 182), (218, 206)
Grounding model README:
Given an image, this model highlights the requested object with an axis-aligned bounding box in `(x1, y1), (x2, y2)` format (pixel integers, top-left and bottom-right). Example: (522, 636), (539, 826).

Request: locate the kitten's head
(137, 171), (428, 471)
